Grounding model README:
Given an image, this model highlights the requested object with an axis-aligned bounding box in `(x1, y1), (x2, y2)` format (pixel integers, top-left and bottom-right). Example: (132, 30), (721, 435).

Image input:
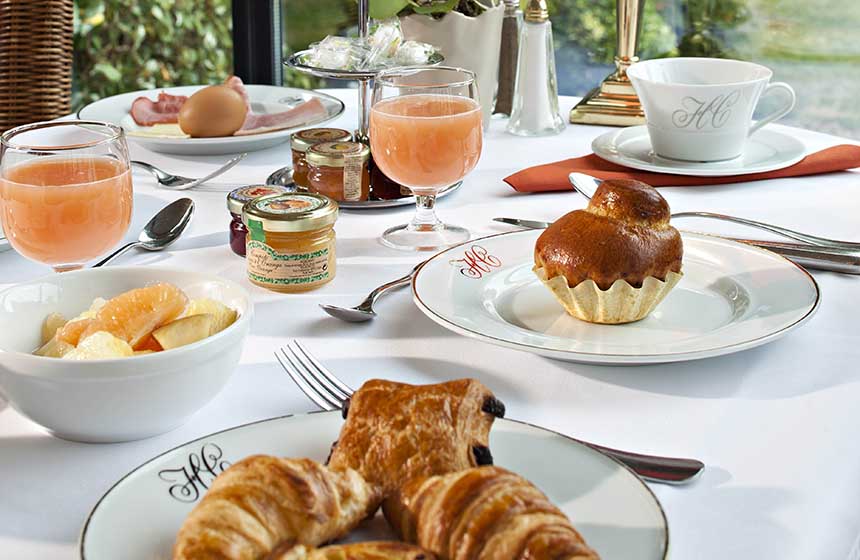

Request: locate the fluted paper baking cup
(534, 266), (683, 324)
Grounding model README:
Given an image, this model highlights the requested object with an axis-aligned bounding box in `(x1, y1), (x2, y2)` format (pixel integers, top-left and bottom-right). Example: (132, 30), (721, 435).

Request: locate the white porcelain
(79, 411), (668, 560)
(413, 230), (819, 365)
(401, 4), (504, 129)
(78, 85), (345, 155)
(627, 57), (796, 162)
(592, 125), (806, 177)
(0, 267), (252, 443)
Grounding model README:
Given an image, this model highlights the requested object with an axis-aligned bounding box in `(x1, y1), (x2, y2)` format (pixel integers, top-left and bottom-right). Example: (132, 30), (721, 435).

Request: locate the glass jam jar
(227, 184), (290, 257)
(242, 193), (338, 293)
(291, 128), (352, 188)
(370, 156), (411, 200)
(306, 141), (370, 202)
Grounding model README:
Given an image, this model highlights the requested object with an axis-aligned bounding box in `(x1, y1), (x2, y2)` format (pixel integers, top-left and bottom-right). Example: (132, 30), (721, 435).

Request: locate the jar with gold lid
(242, 193), (338, 293)
(291, 128), (352, 188)
(306, 141), (370, 202)
(227, 184), (290, 257)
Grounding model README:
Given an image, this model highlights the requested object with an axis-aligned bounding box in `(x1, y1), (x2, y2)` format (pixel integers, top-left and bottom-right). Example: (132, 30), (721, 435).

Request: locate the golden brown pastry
(327, 379), (505, 501)
(534, 179), (683, 324)
(173, 456), (376, 560)
(386, 466), (599, 560)
(535, 179), (682, 290)
(271, 542), (435, 560)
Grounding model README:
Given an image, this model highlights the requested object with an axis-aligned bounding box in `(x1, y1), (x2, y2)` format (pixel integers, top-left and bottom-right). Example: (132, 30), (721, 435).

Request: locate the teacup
(627, 58), (796, 162)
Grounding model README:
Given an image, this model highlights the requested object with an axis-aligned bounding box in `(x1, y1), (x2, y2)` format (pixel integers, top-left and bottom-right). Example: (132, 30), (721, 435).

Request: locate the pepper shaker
(493, 0), (521, 117)
(507, 0), (565, 136)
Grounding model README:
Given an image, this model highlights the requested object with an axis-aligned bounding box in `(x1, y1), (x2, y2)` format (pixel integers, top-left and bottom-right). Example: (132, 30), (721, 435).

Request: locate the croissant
(385, 466), (599, 560)
(272, 541), (435, 560)
(173, 456), (376, 560)
(327, 379), (504, 501)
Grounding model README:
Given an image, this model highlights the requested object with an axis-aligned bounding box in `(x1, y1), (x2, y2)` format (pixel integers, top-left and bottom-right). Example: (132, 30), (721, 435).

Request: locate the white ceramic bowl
(0, 267), (252, 443)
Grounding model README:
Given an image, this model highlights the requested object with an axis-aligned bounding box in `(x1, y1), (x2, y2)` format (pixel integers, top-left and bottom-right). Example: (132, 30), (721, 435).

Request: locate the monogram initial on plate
(449, 245), (502, 279)
(157, 443), (231, 503)
(671, 89), (741, 130)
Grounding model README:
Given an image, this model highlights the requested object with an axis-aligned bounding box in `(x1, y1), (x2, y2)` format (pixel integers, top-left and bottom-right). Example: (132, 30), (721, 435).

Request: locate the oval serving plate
(79, 412), (668, 560)
(78, 85), (345, 156)
(413, 229), (820, 365)
(265, 166), (463, 210)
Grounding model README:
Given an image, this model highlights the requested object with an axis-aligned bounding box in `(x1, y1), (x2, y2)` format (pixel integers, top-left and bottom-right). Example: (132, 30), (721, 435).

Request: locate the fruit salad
(34, 282), (239, 360)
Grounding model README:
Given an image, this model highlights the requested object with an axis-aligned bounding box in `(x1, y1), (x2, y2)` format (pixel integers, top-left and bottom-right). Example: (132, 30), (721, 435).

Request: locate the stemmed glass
(370, 66), (483, 251)
(0, 121), (133, 272)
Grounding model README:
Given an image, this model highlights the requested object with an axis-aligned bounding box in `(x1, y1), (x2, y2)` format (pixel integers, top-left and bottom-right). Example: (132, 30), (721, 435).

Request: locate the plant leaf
(410, 0), (458, 15)
(370, 0), (410, 19)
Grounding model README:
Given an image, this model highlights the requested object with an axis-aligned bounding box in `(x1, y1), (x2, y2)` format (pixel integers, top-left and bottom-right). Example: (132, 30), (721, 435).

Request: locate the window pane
(73, 0), (233, 111)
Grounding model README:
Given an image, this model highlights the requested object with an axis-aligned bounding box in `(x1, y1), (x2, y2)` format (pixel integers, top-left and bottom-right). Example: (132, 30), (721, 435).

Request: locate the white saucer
(592, 125), (806, 177)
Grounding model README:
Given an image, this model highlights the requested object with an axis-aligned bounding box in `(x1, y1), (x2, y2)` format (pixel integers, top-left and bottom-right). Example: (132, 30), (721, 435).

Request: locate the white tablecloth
(2, 90), (860, 559)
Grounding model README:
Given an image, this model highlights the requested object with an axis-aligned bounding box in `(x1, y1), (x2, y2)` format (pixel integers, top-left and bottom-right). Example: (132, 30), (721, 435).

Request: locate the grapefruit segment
(78, 283), (188, 349)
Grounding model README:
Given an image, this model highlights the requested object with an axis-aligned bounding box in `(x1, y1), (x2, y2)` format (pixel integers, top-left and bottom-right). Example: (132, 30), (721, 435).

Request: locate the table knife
(492, 217), (860, 275)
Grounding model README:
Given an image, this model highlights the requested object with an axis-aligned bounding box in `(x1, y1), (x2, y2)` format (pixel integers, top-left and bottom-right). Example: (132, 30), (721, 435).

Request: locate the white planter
(400, 3), (504, 128)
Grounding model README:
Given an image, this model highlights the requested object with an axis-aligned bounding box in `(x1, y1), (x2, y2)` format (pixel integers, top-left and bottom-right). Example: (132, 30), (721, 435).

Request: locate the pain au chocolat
(534, 179), (683, 324)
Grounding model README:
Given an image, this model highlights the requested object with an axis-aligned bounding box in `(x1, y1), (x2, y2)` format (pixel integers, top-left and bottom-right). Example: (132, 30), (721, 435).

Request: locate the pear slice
(41, 312), (67, 345)
(152, 314), (215, 350)
(183, 298), (238, 335)
(63, 331), (134, 360)
(34, 336), (75, 358)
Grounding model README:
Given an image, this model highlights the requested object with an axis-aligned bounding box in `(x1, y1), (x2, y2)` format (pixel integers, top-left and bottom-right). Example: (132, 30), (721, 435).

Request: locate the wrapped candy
(304, 19), (437, 72)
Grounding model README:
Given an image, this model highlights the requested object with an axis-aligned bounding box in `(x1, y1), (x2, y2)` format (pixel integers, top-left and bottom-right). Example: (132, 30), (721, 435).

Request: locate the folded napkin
(504, 144), (860, 193)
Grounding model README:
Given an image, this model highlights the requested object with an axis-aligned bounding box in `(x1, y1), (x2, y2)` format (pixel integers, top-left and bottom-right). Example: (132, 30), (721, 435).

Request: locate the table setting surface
(2, 89), (860, 559)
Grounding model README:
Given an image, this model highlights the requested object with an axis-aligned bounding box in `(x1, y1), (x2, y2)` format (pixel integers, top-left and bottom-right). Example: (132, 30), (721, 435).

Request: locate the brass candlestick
(569, 0), (646, 126)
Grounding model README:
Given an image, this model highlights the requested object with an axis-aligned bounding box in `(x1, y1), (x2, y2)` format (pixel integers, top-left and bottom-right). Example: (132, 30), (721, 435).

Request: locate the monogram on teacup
(671, 90), (741, 130)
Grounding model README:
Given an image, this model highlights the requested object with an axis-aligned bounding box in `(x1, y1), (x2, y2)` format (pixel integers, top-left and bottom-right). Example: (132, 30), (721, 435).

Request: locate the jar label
(342, 152), (362, 201)
(246, 240), (331, 286)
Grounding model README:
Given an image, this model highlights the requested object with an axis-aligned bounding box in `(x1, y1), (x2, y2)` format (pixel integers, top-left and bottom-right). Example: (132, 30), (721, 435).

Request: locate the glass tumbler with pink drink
(370, 67), (482, 251)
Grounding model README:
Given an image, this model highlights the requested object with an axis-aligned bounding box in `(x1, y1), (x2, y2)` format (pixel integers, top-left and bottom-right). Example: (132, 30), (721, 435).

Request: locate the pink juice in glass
(370, 94), (482, 192)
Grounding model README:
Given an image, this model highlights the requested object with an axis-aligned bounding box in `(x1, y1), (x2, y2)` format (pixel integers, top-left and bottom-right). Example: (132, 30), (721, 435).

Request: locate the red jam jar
(291, 128), (352, 188)
(227, 184), (290, 256)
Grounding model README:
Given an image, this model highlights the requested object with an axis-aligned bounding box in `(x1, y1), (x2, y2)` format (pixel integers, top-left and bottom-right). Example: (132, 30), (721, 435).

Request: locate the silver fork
(131, 153), (246, 190)
(276, 340), (705, 485)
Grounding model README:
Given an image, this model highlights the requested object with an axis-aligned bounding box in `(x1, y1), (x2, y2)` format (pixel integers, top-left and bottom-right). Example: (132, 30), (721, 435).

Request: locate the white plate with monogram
(78, 412), (668, 560)
(412, 230), (820, 365)
(592, 125), (806, 177)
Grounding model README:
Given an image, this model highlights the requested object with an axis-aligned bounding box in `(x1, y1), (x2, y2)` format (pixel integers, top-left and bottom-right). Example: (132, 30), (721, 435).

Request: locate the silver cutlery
(93, 198), (194, 267)
(320, 261), (424, 322)
(493, 217), (860, 274)
(569, 172), (860, 251)
(275, 340), (705, 485)
(131, 153), (246, 190)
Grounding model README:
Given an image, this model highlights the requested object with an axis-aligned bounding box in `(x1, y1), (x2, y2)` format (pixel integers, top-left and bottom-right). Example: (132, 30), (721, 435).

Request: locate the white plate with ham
(78, 78), (345, 155)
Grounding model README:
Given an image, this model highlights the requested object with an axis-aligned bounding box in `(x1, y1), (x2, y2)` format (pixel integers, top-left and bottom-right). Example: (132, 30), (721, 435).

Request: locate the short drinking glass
(370, 67), (482, 251)
(0, 121), (133, 272)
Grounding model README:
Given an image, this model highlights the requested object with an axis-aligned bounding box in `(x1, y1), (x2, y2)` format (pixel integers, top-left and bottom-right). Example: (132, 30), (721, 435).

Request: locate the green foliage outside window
(73, 0), (233, 111)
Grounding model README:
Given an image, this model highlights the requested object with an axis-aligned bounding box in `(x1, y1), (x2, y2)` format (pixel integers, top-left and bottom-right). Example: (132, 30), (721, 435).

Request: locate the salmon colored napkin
(503, 144), (860, 193)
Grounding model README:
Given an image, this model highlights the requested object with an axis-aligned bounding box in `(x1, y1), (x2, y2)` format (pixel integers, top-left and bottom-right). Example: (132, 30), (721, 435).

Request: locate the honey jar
(227, 184), (290, 257)
(291, 128), (352, 188)
(306, 141), (371, 202)
(242, 193), (338, 293)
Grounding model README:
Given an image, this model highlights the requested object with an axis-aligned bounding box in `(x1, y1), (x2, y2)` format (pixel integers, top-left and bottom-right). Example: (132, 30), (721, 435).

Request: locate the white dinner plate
(79, 412), (668, 560)
(78, 85), (345, 155)
(592, 125), (806, 176)
(413, 230), (820, 365)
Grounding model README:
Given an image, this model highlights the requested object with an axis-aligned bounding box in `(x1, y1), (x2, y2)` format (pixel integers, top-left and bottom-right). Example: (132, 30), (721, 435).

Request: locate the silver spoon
(131, 153), (246, 190)
(320, 261), (424, 322)
(569, 172), (860, 251)
(93, 198), (195, 267)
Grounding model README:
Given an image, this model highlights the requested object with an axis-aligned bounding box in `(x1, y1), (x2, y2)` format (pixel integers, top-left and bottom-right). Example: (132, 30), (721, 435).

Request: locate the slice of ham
(224, 75), (329, 136)
(130, 91), (188, 126)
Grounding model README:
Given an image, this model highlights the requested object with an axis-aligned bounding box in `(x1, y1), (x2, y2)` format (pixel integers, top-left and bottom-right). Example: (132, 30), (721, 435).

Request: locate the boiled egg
(178, 85), (247, 137)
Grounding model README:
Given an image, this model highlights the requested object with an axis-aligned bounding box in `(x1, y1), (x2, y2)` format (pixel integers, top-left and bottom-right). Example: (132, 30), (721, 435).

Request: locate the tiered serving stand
(272, 0), (459, 209)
